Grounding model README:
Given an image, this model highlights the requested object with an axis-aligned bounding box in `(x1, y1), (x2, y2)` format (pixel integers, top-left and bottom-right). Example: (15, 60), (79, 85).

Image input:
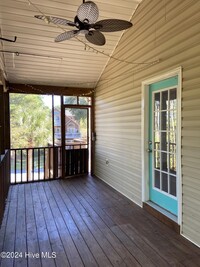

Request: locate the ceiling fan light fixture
(77, 1), (99, 24)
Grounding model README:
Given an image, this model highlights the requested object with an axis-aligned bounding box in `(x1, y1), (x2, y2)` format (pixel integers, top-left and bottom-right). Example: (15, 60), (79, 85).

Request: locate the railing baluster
(32, 148), (34, 181)
(44, 148), (46, 180)
(49, 147), (51, 179)
(21, 149), (23, 183)
(38, 149), (40, 180)
(14, 150), (17, 183)
(59, 147), (62, 177)
(26, 149), (28, 182)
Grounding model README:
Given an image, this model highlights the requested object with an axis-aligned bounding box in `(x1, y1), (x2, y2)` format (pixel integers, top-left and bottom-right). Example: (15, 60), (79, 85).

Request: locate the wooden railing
(0, 150), (10, 225)
(10, 144), (89, 183)
(10, 146), (62, 184)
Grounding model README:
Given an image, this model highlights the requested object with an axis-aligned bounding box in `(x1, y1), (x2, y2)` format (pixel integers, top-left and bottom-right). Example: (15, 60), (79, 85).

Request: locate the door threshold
(143, 201), (180, 233)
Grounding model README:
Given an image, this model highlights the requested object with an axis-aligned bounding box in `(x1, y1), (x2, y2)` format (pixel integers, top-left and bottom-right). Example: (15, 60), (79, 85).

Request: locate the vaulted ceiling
(0, 0), (142, 89)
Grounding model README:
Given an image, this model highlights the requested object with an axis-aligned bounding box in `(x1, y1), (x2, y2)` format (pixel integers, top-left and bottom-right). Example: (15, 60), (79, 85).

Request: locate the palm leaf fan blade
(85, 30), (105, 46)
(48, 16), (76, 26)
(34, 15), (76, 26)
(94, 19), (132, 32)
(55, 30), (80, 42)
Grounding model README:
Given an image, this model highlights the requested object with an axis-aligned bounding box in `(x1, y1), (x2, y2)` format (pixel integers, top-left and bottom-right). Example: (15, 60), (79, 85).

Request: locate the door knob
(147, 149), (152, 153)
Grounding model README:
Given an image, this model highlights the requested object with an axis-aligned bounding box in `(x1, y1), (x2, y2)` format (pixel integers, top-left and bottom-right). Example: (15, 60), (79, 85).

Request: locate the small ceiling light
(77, 1), (99, 24)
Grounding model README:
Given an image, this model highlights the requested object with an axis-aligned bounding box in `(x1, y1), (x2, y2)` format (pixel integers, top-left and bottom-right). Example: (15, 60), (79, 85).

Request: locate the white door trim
(141, 67), (182, 226)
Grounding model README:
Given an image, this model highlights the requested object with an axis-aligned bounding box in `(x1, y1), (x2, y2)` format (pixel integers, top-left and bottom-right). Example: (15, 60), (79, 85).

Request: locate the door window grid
(152, 88), (177, 198)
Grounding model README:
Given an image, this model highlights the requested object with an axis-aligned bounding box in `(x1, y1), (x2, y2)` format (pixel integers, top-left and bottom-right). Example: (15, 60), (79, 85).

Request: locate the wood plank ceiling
(0, 0), (142, 90)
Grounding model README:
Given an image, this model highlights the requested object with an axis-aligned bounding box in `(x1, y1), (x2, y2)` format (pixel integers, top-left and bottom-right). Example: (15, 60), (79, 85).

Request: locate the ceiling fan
(35, 1), (133, 46)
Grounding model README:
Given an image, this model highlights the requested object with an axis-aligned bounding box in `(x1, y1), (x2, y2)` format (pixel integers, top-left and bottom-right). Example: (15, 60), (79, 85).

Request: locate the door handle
(147, 149), (152, 153)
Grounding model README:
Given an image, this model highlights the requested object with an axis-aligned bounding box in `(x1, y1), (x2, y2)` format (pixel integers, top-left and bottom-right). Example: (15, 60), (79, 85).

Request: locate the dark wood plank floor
(0, 175), (199, 267)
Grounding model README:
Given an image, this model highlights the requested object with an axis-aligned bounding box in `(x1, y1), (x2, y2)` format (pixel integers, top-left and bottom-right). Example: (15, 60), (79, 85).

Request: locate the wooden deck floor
(0, 175), (199, 267)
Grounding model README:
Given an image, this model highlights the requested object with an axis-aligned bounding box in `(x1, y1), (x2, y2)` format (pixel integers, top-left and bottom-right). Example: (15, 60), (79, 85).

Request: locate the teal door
(148, 76), (178, 216)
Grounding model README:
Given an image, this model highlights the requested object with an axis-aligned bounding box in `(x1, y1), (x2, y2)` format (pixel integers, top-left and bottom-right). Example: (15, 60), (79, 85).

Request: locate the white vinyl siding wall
(95, 0), (200, 246)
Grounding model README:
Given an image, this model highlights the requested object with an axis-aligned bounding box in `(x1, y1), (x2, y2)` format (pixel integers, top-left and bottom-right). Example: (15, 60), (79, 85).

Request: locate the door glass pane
(161, 90), (168, 110)
(169, 110), (176, 131)
(170, 89), (177, 110)
(154, 112), (160, 131)
(161, 172), (168, 193)
(169, 132), (176, 153)
(161, 111), (168, 130)
(170, 175), (177, 196)
(161, 152), (168, 172)
(154, 151), (160, 170)
(154, 93), (160, 111)
(169, 154), (176, 174)
(154, 170), (160, 189)
(161, 132), (168, 152)
(154, 131), (160, 150)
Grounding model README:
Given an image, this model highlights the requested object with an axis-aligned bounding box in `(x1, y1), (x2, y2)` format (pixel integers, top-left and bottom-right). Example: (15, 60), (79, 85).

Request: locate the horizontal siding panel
(183, 185), (200, 202)
(182, 118), (200, 128)
(182, 216), (200, 235)
(183, 176), (200, 193)
(182, 129), (200, 138)
(105, 19), (200, 74)
(104, 32), (200, 82)
(182, 166), (200, 180)
(182, 157), (200, 169)
(96, 145), (141, 160)
(96, 95), (141, 109)
(182, 136), (200, 148)
(183, 216), (200, 234)
(95, 134), (141, 143)
(182, 224), (200, 247)
(182, 147), (200, 159)
(183, 195), (200, 209)
(96, 83), (140, 99)
(113, 3), (200, 60)
(95, 159), (142, 180)
(95, 0), (200, 246)
(182, 110), (200, 118)
(105, 41), (200, 82)
(96, 102), (141, 115)
(183, 89), (200, 100)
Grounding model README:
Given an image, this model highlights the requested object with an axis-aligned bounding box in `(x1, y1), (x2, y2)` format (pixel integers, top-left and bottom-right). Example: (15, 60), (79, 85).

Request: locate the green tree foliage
(10, 94), (52, 148)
